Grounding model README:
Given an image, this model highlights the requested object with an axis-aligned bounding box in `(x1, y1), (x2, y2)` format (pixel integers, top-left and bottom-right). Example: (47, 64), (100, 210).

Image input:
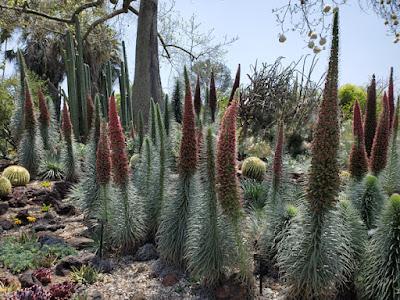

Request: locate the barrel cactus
(2, 166), (30, 186)
(241, 156), (266, 181)
(129, 154), (140, 170)
(0, 176), (12, 196)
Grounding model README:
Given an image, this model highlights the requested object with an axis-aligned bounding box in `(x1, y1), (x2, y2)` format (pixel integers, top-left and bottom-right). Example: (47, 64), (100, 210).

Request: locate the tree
(338, 84), (367, 120)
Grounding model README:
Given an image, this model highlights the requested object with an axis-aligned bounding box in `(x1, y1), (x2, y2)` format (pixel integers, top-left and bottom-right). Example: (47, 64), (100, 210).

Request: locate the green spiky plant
(194, 75), (202, 118)
(348, 100), (368, 180)
(369, 92), (391, 176)
(209, 70), (217, 123)
(359, 193), (400, 299)
(164, 95), (170, 136)
(388, 67), (394, 128)
(364, 75), (377, 158)
(186, 127), (236, 286)
(173, 79), (183, 124)
(350, 174), (385, 230)
(216, 93), (253, 286)
(108, 95), (146, 254)
(383, 97), (400, 195)
(38, 89), (51, 152)
(2, 166), (30, 186)
(241, 157), (266, 182)
(61, 101), (79, 182)
(157, 67), (198, 267)
(277, 12), (359, 299)
(10, 49), (27, 144)
(138, 111), (144, 152)
(228, 64), (240, 104)
(150, 99), (157, 145)
(18, 79), (42, 178)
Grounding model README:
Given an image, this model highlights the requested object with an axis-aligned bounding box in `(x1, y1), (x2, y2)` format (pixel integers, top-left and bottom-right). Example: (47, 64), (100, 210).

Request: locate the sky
(150, 0), (399, 93)
(2, 0), (399, 94)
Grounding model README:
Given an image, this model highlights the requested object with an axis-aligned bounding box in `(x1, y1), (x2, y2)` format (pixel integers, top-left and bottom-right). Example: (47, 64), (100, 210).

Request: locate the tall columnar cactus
(307, 11), (340, 213)
(364, 75), (377, 157)
(150, 99), (157, 145)
(209, 71), (217, 123)
(349, 100), (368, 180)
(228, 64), (240, 104)
(216, 96), (241, 219)
(173, 79), (182, 124)
(61, 102), (78, 182)
(388, 67), (394, 128)
(194, 75), (201, 118)
(122, 41), (133, 125)
(272, 122), (284, 191)
(119, 60), (128, 130)
(359, 193), (400, 299)
(157, 67), (198, 266)
(138, 111), (144, 152)
(38, 89), (51, 152)
(108, 95), (146, 253)
(370, 92), (390, 175)
(18, 79), (41, 178)
(164, 95), (170, 136)
(87, 94), (95, 132)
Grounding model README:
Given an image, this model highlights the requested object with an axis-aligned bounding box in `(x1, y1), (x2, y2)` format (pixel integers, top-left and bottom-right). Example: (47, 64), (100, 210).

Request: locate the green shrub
(241, 178), (268, 210)
(338, 83), (367, 120)
(0, 176), (12, 196)
(359, 193), (400, 299)
(241, 157), (266, 181)
(2, 165), (30, 186)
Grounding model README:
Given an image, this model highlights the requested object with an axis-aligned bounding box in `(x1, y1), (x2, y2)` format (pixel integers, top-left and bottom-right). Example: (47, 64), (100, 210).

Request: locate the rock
(33, 223), (65, 232)
(131, 292), (146, 300)
(52, 181), (73, 199)
(162, 273), (179, 287)
(16, 209), (30, 224)
(43, 211), (56, 220)
(55, 203), (76, 216)
(90, 256), (115, 274)
(19, 270), (41, 288)
(88, 290), (103, 300)
(67, 237), (94, 250)
(0, 202), (9, 215)
(55, 253), (95, 276)
(215, 276), (248, 300)
(38, 234), (67, 247)
(0, 219), (13, 230)
(133, 243), (159, 262)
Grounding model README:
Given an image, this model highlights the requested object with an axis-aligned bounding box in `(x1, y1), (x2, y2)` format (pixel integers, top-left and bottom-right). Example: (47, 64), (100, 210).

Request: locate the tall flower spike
(194, 75), (201, 117)
(24, 79), (36, 132)
(108, 95), (129, 186)
(216, 92), (241, 219)
(349, 100), (368, 179)
(389, 67), (395, 128)
(179, 67), (198, 175)
(370, 92), (391, 175)
(209, 70), (217, 123)
(38, 89), (50, 127)
(62, 101), (72, 142)
(364, 75), (377, 157)
(228, 64), (240, 104)
(272, 122), (284, 190)
(307, 10), (340, 213)
(96, 121), (111, 185)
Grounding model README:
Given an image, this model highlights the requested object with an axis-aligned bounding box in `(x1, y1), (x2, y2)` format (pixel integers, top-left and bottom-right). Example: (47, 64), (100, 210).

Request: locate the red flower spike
(194, 75), (201, 117)
(62, 101), (72, 142)
(370, 92), (391, 175)
(24, 81), (36, 132)
(216, 96), (241, 218)
(179, 69), (198, 175)
(364, 75), (377, 158)
(108, 95), (129, 186)
(349, 100), (368, 179)
(96, 122), (111, 185)
(228, 64), (240, 104)
(272, 122), (284, 190)
(209, 71), (217, 123)
(38, 89), (50, 127)
(389, 67), (395, 129)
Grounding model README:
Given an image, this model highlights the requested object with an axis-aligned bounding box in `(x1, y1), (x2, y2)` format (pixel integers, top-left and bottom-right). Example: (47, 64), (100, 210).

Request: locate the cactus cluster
(3, 166), (30, 186)
(0, 176), (12, 197)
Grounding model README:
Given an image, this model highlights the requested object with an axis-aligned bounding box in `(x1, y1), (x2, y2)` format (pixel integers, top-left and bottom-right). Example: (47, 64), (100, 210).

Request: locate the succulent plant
(0, 176), (12, 197)
(364, 75), (377, 158)
(2, 166), (30, 186)
(241, 156), (266, 182)
(359, 193), (400, 299)
(209, 71), (217, 123)
(33, 268), (52, 285)
(129, 154), (140, 170)
(228, 64), (240, 104)
(61, 102), (79, 182)
(388, 67), (395, 128)
(194, 75), (201, 117)
(9, 284), (51, 299)
(173, 79), (183, 124)
(48, 281), (76, 300)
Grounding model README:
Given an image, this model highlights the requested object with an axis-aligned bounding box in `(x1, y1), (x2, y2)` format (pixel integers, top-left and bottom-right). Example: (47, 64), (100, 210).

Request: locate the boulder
(67, 237), (94, 250)
(0, 219), (13, 230)
(18, 270), (41, 288)
(0, 202), (9, 215)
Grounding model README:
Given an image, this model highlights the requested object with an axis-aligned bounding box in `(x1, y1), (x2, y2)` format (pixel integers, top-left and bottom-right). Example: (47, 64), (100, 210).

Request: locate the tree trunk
(132, 0), (162, 129)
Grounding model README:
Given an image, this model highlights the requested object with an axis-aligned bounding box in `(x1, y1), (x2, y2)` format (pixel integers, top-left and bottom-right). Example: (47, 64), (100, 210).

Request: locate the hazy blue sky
(151, 0), (399, 93)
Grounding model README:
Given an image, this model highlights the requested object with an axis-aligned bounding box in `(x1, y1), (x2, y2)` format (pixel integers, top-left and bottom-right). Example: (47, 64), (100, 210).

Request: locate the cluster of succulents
(0, 176), (12, 197)
(2, 166), (30, 187)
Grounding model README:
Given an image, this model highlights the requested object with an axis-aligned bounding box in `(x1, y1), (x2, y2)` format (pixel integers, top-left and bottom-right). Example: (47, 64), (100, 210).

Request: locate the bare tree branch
(0, 3), (73, 23)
